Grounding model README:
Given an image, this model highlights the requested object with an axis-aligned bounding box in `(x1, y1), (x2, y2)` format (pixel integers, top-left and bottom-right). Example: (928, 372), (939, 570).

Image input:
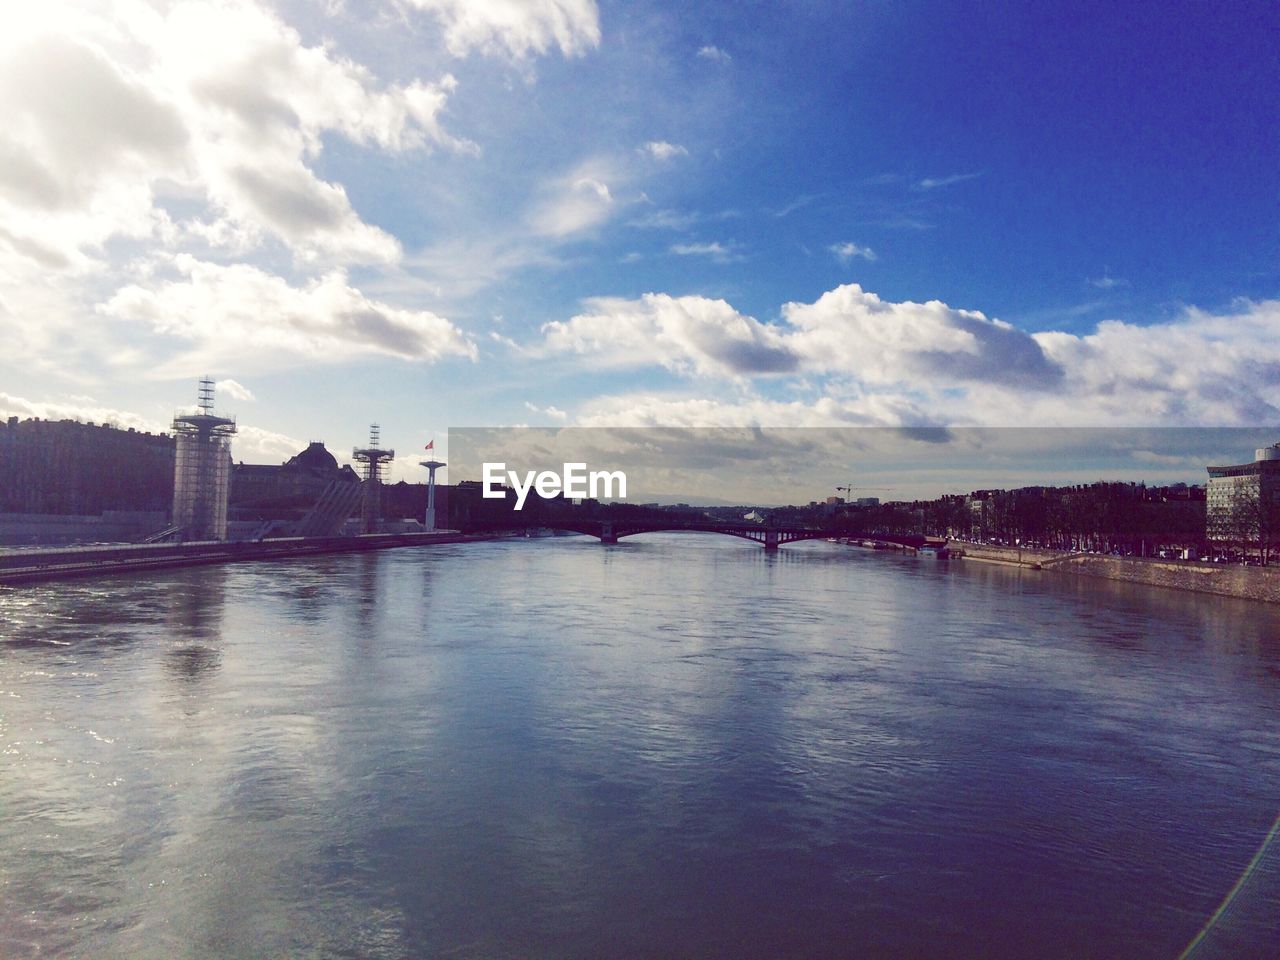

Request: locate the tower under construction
(171, 379), (236, 541)
(353, 425), (395, 535)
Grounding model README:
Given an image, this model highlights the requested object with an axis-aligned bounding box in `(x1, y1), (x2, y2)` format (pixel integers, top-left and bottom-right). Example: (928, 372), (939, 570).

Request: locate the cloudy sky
(450, 427), (1280, 504)
(1, 0), (1277, 484)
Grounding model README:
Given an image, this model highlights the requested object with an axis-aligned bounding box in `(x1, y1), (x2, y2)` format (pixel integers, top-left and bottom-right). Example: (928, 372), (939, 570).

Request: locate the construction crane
(837, 483), (889, 497)
(834, 481), (885, 504)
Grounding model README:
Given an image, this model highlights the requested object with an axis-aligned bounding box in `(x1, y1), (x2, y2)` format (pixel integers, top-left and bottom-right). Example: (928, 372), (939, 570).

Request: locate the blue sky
(0, 0), (1277, 484)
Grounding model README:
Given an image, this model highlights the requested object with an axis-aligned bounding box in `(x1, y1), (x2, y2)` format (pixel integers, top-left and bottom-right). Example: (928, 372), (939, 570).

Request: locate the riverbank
(0, 531), (499, 585)
(947, 540), (1280, 603)
(943, 542), (1062, 567)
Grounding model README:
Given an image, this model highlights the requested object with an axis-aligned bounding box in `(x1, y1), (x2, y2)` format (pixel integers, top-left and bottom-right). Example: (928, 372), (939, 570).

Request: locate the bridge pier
(764, 529), (779, 552)
(600, 522), (618, 544)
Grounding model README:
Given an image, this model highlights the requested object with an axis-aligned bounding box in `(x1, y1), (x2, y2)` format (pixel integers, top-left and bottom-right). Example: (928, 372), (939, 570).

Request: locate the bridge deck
(475, 520), (930, 550)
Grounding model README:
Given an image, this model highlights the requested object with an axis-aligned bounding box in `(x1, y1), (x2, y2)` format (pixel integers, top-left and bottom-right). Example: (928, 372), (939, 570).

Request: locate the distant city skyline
(1, 1), (1277, 483)
(448, 427), (1278, 506)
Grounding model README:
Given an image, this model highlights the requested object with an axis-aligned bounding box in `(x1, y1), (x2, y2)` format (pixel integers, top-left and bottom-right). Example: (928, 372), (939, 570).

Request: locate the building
(231, 442), (359, 510)
(0, 409), (378, 543)
(0, 416), (174, 515)
(1206, 443), (1280, 550)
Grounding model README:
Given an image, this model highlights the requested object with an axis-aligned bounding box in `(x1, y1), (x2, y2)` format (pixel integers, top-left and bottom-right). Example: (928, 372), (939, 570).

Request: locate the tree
(1226, 481), (1280, 564)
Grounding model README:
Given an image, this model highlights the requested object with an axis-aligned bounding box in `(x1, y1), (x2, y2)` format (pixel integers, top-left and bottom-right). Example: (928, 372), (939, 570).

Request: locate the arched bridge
(492, 519), (932, 552)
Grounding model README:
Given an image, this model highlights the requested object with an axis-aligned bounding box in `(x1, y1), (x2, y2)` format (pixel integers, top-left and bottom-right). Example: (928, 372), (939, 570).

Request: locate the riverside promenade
(0, 532), (498, 586)
(948, 540), (1280, 604)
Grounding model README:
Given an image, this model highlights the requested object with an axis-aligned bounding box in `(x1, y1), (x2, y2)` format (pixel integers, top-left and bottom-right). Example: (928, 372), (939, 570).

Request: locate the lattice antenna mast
(197, 377), (215, 415)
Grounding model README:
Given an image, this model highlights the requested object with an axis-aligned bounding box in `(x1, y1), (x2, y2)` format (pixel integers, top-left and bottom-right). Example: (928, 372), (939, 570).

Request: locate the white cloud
(0, 25), (185, 273)
(1088, 274), (1127, 289)
(382, 451), (443, 485)
(782, 284), (1060, 388)
(1131, 450), (1193, 466)
(542, 284), (1051, 384)
(235, 423), (309, 464)
(575, 178), (612, 201)
(0, 1), (471, 273)
(630, 208), (699, 231)
(529, 162), (618, 237)
(829, 241), (876, 263)
(916, 172), (981, 190)
(400, 140), (677, 302)
(0, 1), (493, 384)
(1029, 300), (1280, 424)
(542, 283), (1057, 387)
(771, 195), (818, 218)
(538, 283), (1280, 427)
(0, 391), (160, 432)
(0, 388), (318, 466)
(398, 0), (601, 59)
(99, 255), (477, 374)
(574, 392), (939, 429)
(670, 240), (741, 263)
(166, 1), (472, 263)
(524, 401), (569, 421)
(542, 293), (797, 378)
(641, 140), (688, 161)
(697, 45), (731, 62)
(215, 378), (256, 402)
(213, 161), (403, 265)
(402, 236), (560, 305)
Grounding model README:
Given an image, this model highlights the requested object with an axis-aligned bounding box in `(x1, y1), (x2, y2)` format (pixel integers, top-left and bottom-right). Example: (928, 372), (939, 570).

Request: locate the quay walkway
(0, 532), (496, 585)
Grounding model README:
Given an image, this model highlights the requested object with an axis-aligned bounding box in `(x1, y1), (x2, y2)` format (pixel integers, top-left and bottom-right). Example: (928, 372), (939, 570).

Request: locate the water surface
(2, 536), (1278, 958)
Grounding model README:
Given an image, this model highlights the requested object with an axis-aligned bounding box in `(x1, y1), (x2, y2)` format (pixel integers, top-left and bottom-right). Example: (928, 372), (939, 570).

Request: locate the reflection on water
(164, 566), (226, 685)
(1, 536), (1278, 959)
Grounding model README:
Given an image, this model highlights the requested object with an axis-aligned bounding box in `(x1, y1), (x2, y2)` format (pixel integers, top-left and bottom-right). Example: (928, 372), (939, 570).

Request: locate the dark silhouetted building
(231, 442), (358, 507)
(0, 416), (174, 515)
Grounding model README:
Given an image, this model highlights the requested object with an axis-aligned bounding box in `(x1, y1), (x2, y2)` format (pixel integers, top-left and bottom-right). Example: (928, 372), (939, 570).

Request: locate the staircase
(295, 480), (363, 538)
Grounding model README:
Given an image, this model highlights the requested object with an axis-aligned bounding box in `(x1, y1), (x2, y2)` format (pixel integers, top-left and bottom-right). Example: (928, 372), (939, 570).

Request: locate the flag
(424, 440), (434, 451)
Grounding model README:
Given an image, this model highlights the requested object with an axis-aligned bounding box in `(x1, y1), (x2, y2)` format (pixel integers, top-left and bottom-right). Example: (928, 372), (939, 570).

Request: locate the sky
(449, 427), (1280, 505)
(1, 0), (1277, 491)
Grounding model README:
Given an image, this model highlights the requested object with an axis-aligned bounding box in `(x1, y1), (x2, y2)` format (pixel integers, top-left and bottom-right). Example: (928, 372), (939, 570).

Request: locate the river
(1, 535), (1277, 958)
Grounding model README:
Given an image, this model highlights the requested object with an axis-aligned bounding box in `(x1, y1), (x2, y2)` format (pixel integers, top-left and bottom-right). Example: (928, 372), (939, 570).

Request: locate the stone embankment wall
(947, 541), (1280, 603)
(945, 542), (1062, 566)
(0, 511), (168, 546)
(1051, 554), (1280, 603)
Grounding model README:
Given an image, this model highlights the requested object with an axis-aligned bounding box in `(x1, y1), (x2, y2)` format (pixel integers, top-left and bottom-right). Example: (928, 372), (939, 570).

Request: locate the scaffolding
(353, 424), (394, 535)
(171, 379), (236, 541)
